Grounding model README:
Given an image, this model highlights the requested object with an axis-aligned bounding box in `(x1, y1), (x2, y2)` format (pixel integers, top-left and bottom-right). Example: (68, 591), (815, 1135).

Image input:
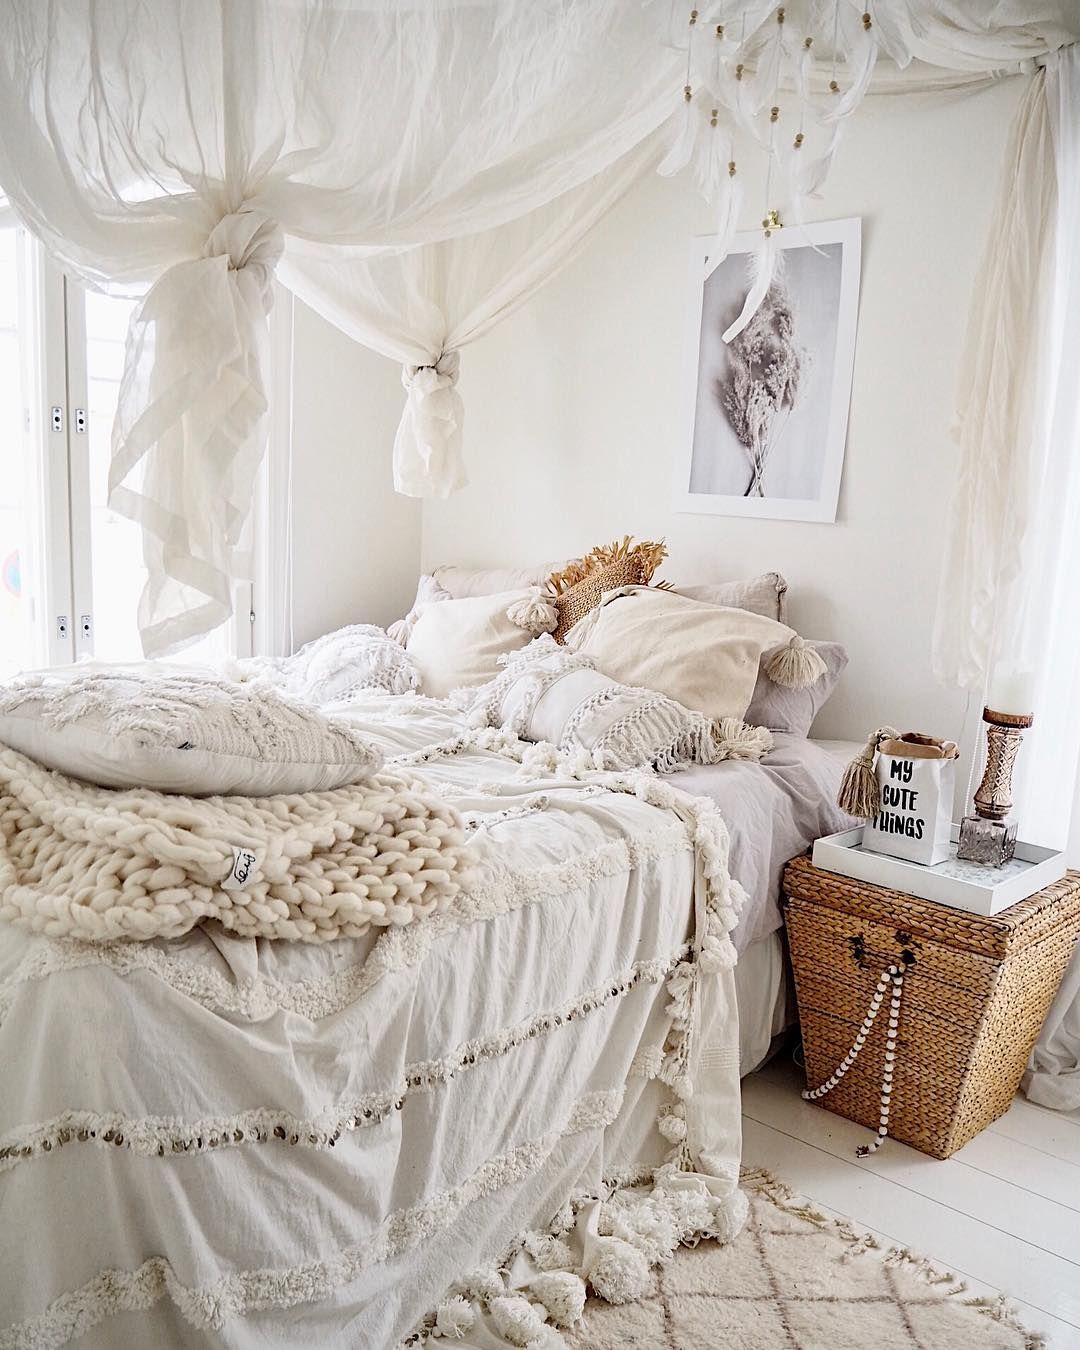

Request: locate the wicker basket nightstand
(782, 854), (1080, 1159)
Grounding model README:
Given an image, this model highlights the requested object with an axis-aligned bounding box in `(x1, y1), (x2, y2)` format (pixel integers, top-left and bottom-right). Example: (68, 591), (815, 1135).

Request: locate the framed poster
(676, 217), (861, 522)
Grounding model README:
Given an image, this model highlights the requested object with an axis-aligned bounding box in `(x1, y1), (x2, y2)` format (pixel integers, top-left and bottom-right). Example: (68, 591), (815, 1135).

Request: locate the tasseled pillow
(469, 638), (772, 773)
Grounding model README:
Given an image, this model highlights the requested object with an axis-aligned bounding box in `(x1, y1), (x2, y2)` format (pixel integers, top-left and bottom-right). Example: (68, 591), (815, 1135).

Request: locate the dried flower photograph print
(678, 218), (861, 522)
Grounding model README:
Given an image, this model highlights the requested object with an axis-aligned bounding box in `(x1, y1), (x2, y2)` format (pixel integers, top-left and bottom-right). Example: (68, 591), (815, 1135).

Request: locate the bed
(679, 733), (859, 1072)
(0, 687), (854, 1348)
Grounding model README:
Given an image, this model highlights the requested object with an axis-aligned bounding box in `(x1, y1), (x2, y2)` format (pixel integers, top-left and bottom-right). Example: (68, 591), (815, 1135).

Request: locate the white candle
(987, 667), (1036, 715)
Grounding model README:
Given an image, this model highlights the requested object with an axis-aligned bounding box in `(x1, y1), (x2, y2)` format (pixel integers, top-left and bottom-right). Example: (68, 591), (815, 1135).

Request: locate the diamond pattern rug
(566, 1169), (1039, 1350)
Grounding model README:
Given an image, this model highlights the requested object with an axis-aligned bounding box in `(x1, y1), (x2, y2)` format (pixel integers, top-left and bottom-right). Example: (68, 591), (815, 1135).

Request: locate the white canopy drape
(0, 0), (678, 653)
(281, 139), (663, 499)
(0, 1), (1077, 653)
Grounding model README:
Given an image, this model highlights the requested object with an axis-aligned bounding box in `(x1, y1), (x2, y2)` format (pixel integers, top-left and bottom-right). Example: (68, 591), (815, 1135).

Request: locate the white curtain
(931, 42), (1080, 1109)
(0, 0), (677, 653)
(934, 45), (1080, 852)
(930, 73), (1056, 696)
(1021, 44), (1080, 1112)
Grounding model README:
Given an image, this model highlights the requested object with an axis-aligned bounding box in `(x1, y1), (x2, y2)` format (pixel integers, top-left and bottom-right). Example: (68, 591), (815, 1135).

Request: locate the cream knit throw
(0, 748), (470, 943)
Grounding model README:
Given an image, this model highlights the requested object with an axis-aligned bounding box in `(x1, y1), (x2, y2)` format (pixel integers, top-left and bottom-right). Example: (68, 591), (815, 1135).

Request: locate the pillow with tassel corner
(744, 639), (848, 737)
(404, 587), (557, 698)
(469, 638), (772, 772)
(563, 587), (810, 722)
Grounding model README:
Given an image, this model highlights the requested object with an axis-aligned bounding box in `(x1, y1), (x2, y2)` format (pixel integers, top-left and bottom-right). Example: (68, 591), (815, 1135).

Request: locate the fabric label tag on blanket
(223, 846), (259, 890)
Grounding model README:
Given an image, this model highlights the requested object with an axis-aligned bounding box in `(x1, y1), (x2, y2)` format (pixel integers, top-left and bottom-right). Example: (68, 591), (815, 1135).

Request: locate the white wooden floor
(742, 1054), (1080, 1348)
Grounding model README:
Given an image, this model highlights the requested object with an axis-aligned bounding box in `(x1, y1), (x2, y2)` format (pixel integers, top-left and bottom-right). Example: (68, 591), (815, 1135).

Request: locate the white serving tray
(812, 824), (1067, 917)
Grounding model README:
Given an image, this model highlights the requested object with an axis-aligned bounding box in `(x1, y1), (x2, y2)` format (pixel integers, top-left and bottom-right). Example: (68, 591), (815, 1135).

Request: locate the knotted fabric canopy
(0, 0), (1076, 653)
(0, 0), (676, 652)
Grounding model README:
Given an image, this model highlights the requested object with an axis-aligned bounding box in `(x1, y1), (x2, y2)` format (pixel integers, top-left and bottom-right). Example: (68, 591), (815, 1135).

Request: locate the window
(0, 225), (261, 677)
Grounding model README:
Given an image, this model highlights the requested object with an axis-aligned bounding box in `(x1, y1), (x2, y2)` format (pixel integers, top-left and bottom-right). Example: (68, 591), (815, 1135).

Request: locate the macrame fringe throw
(764, 635), (827, 689)
(837, 726), (900, 819)
(506, 589), (559, 635)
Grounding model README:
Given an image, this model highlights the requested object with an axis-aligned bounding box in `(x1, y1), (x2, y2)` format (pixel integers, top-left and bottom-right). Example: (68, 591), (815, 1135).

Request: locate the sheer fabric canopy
(0, 0), (676, 652)
(0, 1), (1076, 653)
(279, 139), (663, 499)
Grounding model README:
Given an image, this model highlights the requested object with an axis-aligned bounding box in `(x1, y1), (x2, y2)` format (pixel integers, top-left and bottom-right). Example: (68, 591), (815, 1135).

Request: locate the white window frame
(62, 274), (256, 662)
(253, 283), (294, 659)
(6, 227), (283, 672)
(10, 239), (77, 668)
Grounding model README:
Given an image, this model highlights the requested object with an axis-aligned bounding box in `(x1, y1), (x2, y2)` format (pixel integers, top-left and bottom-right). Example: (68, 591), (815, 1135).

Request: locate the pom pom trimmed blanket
(0, 693), (748, 1349)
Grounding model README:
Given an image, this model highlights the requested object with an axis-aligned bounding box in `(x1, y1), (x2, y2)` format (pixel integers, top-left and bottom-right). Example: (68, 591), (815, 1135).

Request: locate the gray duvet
(667, 734), (858, 951)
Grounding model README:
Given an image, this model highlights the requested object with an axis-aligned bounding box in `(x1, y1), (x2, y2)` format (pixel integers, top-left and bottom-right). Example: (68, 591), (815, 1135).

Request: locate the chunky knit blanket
(0, 748), (469, 943)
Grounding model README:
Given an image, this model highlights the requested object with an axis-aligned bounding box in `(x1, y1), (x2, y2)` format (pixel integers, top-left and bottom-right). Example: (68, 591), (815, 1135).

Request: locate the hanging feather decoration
(722, 230), (777, 344)
(822, 21), (878, 123)
(708, 170), (743, 275)
(658, 94), (707, 178)
(656, 0), (886, 322)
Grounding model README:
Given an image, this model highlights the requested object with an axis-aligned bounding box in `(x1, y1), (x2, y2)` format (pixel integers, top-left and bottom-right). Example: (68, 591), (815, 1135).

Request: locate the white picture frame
(676, 217), (861, 523)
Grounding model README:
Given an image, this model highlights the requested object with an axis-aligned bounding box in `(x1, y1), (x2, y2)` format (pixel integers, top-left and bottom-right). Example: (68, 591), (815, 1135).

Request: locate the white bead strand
(801, 962), (907, 1158)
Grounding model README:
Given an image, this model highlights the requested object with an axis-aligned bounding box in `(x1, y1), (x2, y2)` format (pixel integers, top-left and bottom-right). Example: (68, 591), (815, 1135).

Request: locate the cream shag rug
(566, 1169), (1039, 1350)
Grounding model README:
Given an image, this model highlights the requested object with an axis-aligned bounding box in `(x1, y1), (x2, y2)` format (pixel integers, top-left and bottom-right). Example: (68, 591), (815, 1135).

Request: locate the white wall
(287, 297), (421, 647)
(421, 77), (1025, 752)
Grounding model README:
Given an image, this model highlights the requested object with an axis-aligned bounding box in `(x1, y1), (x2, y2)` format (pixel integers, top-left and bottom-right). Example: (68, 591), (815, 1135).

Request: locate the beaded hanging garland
(659, 2), (896, 337)
(802, 959), (908, 1156)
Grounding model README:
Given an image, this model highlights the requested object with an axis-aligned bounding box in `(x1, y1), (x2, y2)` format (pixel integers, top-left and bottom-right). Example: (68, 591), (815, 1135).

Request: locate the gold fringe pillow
(546, 537), (668, 643)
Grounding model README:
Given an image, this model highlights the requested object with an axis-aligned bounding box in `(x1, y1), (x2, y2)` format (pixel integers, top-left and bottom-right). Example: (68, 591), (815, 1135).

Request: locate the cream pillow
(0, 665), (381, 795)
(433, 561), (570, 598)
(563, 586), (795, 722)
(405, 589), (552, 698)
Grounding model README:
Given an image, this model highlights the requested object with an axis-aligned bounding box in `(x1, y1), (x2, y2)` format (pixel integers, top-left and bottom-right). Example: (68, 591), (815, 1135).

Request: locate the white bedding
(0, 694), (749, 1349)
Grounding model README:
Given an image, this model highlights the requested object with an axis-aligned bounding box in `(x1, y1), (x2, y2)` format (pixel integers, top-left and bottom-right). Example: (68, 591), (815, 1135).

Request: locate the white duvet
(0, 693), (747, 1349)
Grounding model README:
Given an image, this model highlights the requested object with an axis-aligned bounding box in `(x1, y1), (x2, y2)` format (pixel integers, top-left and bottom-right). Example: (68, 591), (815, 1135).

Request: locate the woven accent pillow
(0, 666), (381, 795)
(547, 537), (668, 643)
(744, 640), (849, 737)
(469, 639), (771, 772)
(549, 556), (644, 643)
(564, 586), (797, 722)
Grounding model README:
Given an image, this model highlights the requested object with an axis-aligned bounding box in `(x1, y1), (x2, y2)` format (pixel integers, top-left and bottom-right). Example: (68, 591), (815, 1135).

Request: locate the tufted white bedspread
(0, 692), (750, 1349)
